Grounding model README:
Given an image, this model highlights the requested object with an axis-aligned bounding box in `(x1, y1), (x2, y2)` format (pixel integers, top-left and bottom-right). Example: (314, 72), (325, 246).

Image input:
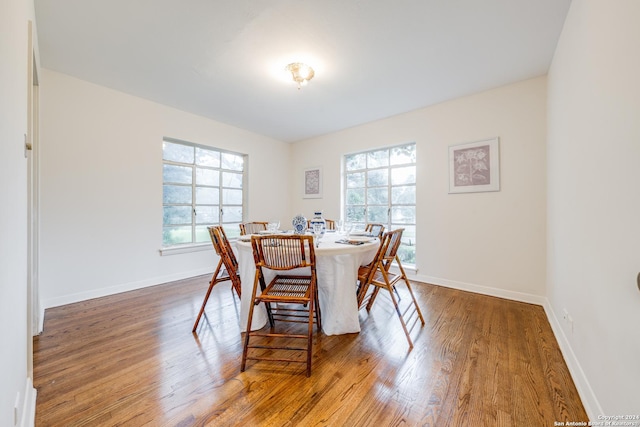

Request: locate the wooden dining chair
(239, 222), (269, 235)
(365, 223), (385, 238)
(356, 228), (425, 349)
(192, 226), (242, 332)
(241, 234), (321, 377)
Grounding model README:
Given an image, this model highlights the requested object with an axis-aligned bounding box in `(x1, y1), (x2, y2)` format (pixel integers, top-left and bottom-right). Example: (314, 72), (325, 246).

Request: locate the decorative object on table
(448, 137), (500, 194)
(303, 167), (322, 199)
(335, 239), (367, 245)
(309, 210), (326, 234)
(292, 214), (307, 235)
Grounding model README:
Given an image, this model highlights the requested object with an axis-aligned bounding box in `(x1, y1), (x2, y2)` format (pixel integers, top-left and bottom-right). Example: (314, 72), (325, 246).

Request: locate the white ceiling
(34, 0), (571, 143)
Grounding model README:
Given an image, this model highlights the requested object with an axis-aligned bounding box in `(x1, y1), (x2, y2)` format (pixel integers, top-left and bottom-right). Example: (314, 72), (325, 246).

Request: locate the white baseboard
(406, 272), (601, 421)
(40, 267), (213, 311)
(542, 300), (602, 421)
(409, 272), (548, 306)
(19, 378), (36, 427)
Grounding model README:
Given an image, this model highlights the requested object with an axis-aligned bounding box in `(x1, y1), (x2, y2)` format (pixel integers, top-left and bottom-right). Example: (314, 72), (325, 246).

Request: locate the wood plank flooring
(33, 275), (588, 426)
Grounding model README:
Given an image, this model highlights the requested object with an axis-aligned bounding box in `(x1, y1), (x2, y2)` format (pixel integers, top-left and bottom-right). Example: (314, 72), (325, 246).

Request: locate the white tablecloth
(234, 231), (379, 335)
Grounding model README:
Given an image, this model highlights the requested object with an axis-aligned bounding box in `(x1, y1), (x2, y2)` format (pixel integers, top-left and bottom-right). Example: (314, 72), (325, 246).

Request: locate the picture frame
(303, 167), (323, 199)
(449, 137), (500, 194)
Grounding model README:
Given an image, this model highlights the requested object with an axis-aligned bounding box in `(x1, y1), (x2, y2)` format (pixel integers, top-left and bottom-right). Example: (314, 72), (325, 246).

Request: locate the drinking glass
(267, 220), (280, 232)
(313, 223), (323, 247)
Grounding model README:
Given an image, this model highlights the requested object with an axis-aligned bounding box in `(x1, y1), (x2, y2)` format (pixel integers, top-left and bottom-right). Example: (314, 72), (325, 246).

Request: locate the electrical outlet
(562, 308), (574, 334)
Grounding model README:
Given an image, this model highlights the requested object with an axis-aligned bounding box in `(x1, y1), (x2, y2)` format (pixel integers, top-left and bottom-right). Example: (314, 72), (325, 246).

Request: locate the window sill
(159, 243), (212, 256)
(390, 264), (417, 275)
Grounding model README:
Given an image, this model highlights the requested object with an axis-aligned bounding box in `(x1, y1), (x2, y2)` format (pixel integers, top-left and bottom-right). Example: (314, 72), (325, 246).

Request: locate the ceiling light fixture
(285, 62), (314, 89)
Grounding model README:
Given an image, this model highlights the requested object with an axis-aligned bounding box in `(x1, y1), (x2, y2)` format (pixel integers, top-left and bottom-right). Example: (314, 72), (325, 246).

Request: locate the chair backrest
(251, 235), (316, 271)
(208, 226), (225, 257)
(239, 222), (269, 235)
(365, 223), (385, 238)
(209, 226), (238, 269)
(364, 229), (404, 280)
(208, 226), (241, 295)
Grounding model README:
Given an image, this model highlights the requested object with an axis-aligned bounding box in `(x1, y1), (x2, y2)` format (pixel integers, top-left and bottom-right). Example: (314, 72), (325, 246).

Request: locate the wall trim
(20, 378), (36, 427)
(406, 271), (601, 421)
(542, 300), (602, 421)
(409, 272), (547, 306)
(40, 267), (214, 311)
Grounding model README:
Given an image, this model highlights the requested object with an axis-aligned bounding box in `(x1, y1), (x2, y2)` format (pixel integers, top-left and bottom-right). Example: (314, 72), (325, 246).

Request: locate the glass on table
(312, 223), (323, 247)
(267, 220), (280, 232)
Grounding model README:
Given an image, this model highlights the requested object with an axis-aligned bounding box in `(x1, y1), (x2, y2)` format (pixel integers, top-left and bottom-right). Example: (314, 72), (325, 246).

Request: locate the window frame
(343, 142), (417, 267)
(161, 137), (247, 254)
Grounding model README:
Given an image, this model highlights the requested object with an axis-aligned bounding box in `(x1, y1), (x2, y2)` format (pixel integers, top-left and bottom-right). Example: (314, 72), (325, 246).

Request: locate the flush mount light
(285, 62), (315, 89)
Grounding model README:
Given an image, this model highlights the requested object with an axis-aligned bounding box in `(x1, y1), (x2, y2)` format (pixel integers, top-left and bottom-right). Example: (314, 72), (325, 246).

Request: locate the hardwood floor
(34, 275), (587, 426)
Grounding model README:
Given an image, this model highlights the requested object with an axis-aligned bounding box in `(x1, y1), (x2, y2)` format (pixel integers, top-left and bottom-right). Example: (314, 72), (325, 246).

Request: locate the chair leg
(241, 272), (261, 373)
(356, 281), (370, 309)
(314, 286), (322, 330)
(396, 256), (425, 326)
(192, 260), (223, 332)
(258, 275), (275, 327)
(402, 277), (425, 326)
(386, 283), (414, 349)
(231, 282), (241, 299)
(306, 296), (315, 377)
(365, 287), (381, 312)
(264, 302), (275, 328)
(240, 307), (253, 372)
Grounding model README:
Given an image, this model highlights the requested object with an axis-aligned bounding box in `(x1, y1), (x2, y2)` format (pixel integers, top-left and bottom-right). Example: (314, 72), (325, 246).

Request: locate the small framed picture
(449, 137), (500, 194)
(303, 167), (323, 199)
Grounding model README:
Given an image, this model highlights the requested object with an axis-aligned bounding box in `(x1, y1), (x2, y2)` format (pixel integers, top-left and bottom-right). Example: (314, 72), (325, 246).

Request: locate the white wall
(39, 70), (292, 308)
(1, 0), (38, 425)
(547, 0), (640, 416)
(291, 77), (548, 300)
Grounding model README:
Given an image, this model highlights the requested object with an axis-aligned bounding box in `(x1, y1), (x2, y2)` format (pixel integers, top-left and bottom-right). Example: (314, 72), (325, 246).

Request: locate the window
(344, 143), (416, 266)
(162, 138), (245, 247)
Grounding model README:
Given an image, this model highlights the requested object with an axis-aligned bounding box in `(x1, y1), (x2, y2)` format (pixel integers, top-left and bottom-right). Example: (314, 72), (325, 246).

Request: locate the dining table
(234, 230), (379, 335)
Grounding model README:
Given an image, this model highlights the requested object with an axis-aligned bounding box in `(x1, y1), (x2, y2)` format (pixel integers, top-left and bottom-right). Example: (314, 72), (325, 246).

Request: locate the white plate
(258, 230), (287, 235)
(349, 231), (369, 236)
(346, 236), (374, 243)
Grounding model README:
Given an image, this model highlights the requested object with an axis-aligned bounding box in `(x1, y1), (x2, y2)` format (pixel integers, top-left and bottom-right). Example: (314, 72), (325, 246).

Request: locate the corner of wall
(18, 378), (36, 427)
(541, 299), (602, 421)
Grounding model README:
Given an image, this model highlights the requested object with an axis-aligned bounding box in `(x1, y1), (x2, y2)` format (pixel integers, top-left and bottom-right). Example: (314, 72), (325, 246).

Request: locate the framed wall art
(303, 167), (323, 199)
(449, 137), (500, 194)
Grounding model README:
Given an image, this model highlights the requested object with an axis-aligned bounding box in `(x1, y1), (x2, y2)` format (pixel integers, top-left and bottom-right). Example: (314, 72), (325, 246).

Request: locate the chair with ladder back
(356, 228), (425, 349)
(241, 234), (321, 376)
(192, 226), (241, 332)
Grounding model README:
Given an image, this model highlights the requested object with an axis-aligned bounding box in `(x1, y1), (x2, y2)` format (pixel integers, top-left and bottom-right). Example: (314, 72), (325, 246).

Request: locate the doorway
(26, 20), (40, 380)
